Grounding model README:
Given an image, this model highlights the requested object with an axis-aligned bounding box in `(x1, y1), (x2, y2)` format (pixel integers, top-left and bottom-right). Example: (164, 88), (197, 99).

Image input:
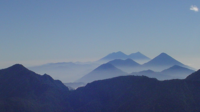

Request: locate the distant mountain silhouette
(128, 52), (150, 62)
(130, 69), (170, 80)
(29, 62), (99, 83)
(99, 51), (128, 61)
(98, 51), (150, 63)
(108, 58), (140, 67)
(138, 69), (156, 74)
(76, 63), (127, 83)
(141, 53), (186, 71)
(130, 65), (195, 80)
(161, 65), (195, 79)
(107, 58), (140, 73)
(0, 64), (71, 112)
(2, 64), (200, 112)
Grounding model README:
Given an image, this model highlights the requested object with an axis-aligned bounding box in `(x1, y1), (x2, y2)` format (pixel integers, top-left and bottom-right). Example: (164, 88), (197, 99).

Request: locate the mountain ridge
(76, 63), (127, 83)
(69, 73), (200, 112)
(0, 64), (71, 112)
(140, 53), (186, 71)
(108, 58), (140, 67)
(128, 52), (150, 60)
(186, 69), (200, 81)
(0, 64), (200, 112)
(98, 51), (150, 63)
(130, 65), (194, 80)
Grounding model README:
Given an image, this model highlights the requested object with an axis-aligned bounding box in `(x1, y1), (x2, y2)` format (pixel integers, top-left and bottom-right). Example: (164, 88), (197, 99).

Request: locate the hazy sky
(0, 0), (200, 69)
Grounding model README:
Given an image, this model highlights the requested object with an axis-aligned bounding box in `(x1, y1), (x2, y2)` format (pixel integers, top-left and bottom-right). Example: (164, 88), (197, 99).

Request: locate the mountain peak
(108, 58), (140, 66)
(161, 65), (194, 77)
(158, 52), (170, 57)
(116, 51), (124, 53)
(7, 64), (28, 71)
(112, 51), (126, 56)
(169, 65), (187, 69)
(129, 52), (143, 56)
(99, 51), (127, 61)
(136, 51), (141, 54)
(128, 52), (150, 60)
(144, 53), (183, 66)
(0, 64), (69, 111)
(10, 64), (25, 68)
(99, 51), (150, 62)
(76, 63), (127, 83)
(141, 53), (185, 71)
(95, 63), (116, 70)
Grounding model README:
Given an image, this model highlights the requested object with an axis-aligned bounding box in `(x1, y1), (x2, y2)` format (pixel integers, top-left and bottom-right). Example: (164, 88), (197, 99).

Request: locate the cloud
(190, 5), (199, 12)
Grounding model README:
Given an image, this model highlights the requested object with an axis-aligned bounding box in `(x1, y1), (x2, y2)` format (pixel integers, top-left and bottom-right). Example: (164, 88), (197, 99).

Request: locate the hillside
(0, 64), (71, 112)
(76, 63), (127, 83)
(141, 53), (186, 71)
(108, 58), (140, 73)
(1, 64), (200, 112)
(69, 74), (200, 112)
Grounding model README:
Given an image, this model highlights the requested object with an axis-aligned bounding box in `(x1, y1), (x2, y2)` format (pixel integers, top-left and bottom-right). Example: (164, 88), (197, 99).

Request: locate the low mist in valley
(27, 52), (196, 90)
(0, 0), (200, 111)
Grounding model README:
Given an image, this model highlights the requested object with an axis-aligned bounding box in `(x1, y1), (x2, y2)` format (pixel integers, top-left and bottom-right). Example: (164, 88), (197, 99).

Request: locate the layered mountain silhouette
(78, 53), (193, 82)
(76, 63), (127, 83)
(98, 51), (150, 63)
(128, 52), (150, 62)
(131, 65), (194, 80)
(0, 64), (71, 112)
(1, 64), (200, 112)
(131, 70), (169, 80)
(29, 62), (99, 82)
(161, 65), (195, 79)
(99, 52), (191, 73)
(140, 53), (187, 71)
(29, 52), (192, 83)
(69, 72), (200, 112)
(107, 58), (140, 73)
(108, 58), (140, 67)
(99, 51), (127, 61)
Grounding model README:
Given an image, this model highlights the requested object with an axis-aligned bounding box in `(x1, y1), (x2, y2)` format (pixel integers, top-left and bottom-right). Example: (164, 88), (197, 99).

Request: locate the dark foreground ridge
(0, 64), (71, 112)
(1, 64), (200, 112)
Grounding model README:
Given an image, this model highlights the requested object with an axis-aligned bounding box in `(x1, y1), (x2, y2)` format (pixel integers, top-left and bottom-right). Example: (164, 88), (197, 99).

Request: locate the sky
(0, 0), (200, 69)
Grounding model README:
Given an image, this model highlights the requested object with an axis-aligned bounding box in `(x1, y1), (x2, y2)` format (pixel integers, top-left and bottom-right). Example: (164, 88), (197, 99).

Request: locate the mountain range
(131, 65), (195, 80)
(29, 62), (100, 82)
(74, 53), (194, 87)
(107, 58), (140, 73)
(28, 52), (193, 83)
(99, 51), (150, 63)
(0, 64), (71, 112)
(161, 65), (195, 78)
(29, 51), (149, 83)
(140, 53), (187, 71)
(69, 70), (200, 112)
(98, 52), (192, 73)
(1, 64), (200, 111)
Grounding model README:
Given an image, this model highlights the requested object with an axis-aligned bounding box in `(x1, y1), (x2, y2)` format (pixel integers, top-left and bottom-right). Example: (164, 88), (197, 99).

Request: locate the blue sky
(0, 0), (200, 69)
